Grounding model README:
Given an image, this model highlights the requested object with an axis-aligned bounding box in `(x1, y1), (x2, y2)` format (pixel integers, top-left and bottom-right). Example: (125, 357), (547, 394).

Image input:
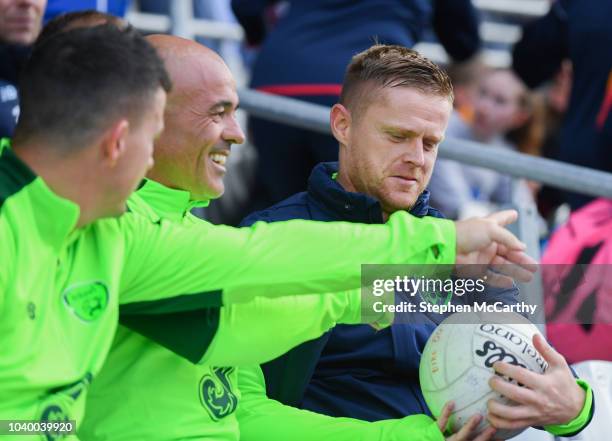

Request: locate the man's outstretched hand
(454, 210), (537, 286)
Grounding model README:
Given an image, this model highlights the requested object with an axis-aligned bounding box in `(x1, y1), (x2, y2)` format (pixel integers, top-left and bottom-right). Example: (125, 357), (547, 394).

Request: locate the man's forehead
(193, 53), (232, 83)
(377, 85), (450, 105)
(169, 57), (238, 109)
(193, 79), (239, 110)
(149, 35), (236, 104)
(369, 88), (450, 122)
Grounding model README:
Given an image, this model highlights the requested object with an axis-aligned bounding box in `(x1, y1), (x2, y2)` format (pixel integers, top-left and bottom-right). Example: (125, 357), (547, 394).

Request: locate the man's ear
(101, 119), (129, 167)
(330, 103), (352, 146)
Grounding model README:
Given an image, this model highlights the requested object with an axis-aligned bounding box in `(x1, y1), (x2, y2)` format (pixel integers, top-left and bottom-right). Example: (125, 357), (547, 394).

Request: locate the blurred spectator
(542, 198), (612, 363)
(0, 0), (46, 137)
(232, 0), (481, 216)
(429, 69), (543, 219)
(0, 0), (44, 50)
(513, 0), (612, 210)
(445, 56), (486, 125)
(0, 81), (18, 138)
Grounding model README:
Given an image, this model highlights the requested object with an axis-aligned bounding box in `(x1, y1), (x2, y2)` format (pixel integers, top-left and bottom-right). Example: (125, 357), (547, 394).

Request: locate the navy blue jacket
(0, 81), (18, 139)
(240, 162), (519, 421)
(0, 44), (28, 139)
(512, 0), (612, 209)
(0, 44), (29, 85)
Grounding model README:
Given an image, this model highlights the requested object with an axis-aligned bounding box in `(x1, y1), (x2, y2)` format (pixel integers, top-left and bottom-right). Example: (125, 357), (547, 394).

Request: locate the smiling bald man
(144, 34), (241, 201)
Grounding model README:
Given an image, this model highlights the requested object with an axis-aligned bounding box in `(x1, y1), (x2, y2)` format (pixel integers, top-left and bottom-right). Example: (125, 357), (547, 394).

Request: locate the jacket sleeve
(0, 137), (10, 156)
(432, 0), (481, 62)
(200, 288), (389, 366)
(117, 211), (452, 363)
(118, 209), (456, 306)
(237, 365), (445, 441)
(512, 0), (569, 89)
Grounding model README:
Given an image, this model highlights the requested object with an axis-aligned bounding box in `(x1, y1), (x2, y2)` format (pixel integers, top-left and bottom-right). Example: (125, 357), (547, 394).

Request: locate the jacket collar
(134, 178), (209, 223)
(0, 147), (81, 251)
(0, 137), (10, 156)
(307, 162), (438, 224)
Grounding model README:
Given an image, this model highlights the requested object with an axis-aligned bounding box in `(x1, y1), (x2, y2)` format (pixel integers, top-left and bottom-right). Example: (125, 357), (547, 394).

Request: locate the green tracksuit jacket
(0, 146), (455, 440)
(80, 179), (394, 440)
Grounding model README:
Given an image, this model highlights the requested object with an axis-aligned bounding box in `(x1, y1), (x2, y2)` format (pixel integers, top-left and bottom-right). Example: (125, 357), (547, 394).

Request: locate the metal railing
(473, 0), (549, 18)
(238, 89), (612, 200)
(126, 10), (244, 41)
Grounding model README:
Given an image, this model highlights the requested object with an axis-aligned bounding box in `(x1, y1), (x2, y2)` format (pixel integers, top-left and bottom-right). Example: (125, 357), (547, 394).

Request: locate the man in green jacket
(0, 23), (534, 441)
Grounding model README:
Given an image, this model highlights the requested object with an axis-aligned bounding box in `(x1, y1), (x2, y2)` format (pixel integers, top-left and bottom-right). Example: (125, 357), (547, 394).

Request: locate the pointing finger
(487, 210), (518, 227)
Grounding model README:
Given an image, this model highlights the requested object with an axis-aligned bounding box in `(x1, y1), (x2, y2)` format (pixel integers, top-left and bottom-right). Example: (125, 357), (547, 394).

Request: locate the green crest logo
(199, 367), (238, 421)
(40, 404), (70, 441)
(63, 281), (109, 321)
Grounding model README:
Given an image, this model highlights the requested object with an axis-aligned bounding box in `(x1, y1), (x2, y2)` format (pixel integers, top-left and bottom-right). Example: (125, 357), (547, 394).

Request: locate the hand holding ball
(419, 311), (547, 440)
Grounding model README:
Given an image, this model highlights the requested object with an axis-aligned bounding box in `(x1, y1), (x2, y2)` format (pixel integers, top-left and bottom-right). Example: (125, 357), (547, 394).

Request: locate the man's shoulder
(126, 191), (161, 224)
(240, 191), (312, 226)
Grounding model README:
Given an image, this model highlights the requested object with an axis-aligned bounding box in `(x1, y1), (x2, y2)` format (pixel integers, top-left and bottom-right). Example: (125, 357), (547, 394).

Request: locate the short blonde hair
(339, 44), (454, 118)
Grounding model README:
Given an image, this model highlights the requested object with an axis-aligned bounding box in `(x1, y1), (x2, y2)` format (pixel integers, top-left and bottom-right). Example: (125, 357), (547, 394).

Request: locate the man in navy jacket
(243, 162), (466, 420)
(241, 45), (593, 437)
(232, 0), (482, 215)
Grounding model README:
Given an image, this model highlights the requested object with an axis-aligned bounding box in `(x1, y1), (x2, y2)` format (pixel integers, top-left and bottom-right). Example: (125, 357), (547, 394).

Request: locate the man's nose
(223, 115), (245, 145)
(401, 139), (425, 166)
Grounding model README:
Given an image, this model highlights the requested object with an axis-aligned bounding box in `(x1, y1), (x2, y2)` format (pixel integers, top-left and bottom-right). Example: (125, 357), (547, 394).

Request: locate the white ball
(419, 311), (547, 440)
